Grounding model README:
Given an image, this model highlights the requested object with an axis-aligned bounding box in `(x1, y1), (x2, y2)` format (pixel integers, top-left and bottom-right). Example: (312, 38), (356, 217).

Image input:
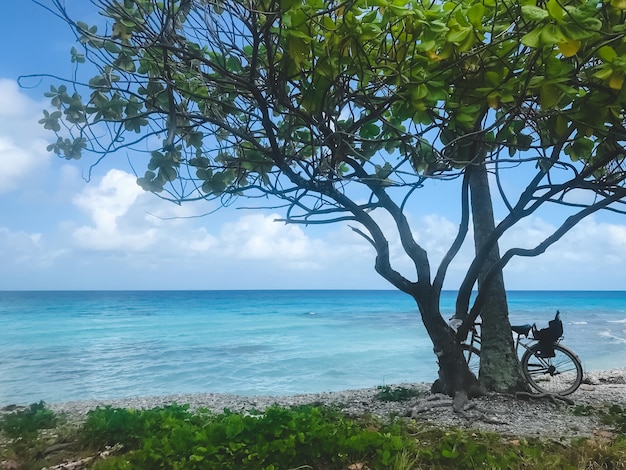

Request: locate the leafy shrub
(572, 404), (626, 433)
(600, 405), (626, 433)
(80, 403), (198, 449)
(87, 404), (412, 469)
(4, 401), (626, 469)
(375, 385), (427, 402)
(572, 404), (596, 416)
(0, 401), (58, 438)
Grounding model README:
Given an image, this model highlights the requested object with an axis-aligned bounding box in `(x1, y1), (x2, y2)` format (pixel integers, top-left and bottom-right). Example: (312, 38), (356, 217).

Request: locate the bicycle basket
(533, 312), (563, 357)
(548, 311), (563, 338)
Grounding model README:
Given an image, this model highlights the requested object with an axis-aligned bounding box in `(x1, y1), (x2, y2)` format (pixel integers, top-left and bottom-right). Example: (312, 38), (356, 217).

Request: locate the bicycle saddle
(511, 324), (533, 336)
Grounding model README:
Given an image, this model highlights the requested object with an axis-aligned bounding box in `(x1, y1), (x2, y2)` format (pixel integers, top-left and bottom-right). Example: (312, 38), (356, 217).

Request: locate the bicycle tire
(461, 344), (481, 378)
(520, 343), (583, 396)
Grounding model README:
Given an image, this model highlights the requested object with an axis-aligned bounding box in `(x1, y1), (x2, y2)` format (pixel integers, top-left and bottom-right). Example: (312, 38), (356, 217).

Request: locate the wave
(598, 330), (626, 344)
(571, 321), (588, 325)
(607, 318), (626, 323)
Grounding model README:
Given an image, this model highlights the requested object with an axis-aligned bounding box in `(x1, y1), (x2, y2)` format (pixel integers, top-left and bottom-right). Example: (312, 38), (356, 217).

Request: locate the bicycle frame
(465, 322), (552, 359)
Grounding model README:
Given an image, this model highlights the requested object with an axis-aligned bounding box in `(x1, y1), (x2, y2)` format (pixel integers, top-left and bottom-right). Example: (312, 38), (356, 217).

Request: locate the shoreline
(15, 368), (619, 439)
(8, 367), (626, 411)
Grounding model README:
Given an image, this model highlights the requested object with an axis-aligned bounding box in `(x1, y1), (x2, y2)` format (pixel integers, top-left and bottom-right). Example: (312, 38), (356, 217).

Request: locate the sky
(1, 1), (626, 291)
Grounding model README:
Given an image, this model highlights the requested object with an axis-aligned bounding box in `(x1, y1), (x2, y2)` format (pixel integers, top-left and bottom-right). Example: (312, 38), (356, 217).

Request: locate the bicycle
(459, 311), (584, 396)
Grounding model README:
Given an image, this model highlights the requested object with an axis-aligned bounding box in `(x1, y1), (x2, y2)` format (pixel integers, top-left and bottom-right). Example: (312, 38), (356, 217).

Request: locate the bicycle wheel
(461, 344), (480, 378)
(520, 343), (583, 395)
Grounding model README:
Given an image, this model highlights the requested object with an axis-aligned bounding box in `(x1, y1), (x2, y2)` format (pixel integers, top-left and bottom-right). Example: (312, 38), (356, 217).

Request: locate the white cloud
(498, 215), (626, 288)
(72, 169), (157, 250)
(216, 214), (328, 266)
(0, 79), (37, 116)
(70, 169), (343, 272)
(500, 215), (626, 264)
(0, 227), (67, 269)
(0, 137), (43, 193)
(0, 79), (51, 194)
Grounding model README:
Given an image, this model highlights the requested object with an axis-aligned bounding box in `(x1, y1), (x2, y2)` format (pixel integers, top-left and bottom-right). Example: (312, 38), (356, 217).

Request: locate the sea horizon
(3, 288), (626, 291)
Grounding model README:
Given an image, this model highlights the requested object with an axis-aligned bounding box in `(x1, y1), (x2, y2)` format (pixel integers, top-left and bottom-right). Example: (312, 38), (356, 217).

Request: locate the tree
(29, 0), (626, 397)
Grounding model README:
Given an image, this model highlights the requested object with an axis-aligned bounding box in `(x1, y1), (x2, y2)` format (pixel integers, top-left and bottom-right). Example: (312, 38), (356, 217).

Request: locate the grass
(1, 401), (625, 469)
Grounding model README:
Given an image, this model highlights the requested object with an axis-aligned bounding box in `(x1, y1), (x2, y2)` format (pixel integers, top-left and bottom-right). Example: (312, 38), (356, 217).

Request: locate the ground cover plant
(1, 402), (626, 469)
(0, 401), (58, 439)
(375, 385), (428, 402)
(574, 403), (626, 434)
(83, 404), (411, 469)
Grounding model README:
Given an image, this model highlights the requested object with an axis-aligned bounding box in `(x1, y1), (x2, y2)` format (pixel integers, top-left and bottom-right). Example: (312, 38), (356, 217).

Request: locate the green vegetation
(375, 385), (428, 402)
(2, 401), (626, 469)
(602, 405), (626, 434)
(83, 404), (411, 469)
(0, 401), (58, 438)
(574, 403), (626, 434)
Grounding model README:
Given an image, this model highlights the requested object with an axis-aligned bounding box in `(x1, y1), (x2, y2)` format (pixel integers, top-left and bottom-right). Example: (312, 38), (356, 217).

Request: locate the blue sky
(1, 1), (625, 291)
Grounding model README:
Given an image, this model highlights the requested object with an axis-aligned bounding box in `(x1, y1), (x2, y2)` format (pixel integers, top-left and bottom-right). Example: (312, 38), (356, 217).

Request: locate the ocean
(0, 290), (624, 405)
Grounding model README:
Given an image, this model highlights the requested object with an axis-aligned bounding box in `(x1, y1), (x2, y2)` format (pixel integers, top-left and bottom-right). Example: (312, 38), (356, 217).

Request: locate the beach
(38, 368), (626, 440)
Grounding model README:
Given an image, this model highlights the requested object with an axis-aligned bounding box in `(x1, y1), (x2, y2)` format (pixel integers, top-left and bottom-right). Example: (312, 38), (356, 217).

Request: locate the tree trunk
(467, 164), (527, 392)
(414, 290), (482, 397)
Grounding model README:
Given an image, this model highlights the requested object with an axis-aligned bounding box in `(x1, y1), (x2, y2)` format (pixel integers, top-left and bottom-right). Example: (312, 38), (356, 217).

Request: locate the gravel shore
(35, 368), (626, 440)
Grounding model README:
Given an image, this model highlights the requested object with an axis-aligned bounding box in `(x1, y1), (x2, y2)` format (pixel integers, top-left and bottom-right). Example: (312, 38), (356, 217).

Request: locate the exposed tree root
(452, 391), (507, 424)
(409, 395), (454, 415)
(43, 444), (123, 470)
(514, 391), (575, 405)
(409, 389), (576, 426)
(409, 392), (506, 425)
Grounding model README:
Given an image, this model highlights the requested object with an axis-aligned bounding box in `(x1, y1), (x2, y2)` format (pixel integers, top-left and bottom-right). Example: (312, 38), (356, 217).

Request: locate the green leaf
(159, 166), (178, 182)
(410, 84), (429, 101)
(546, 0), (563, 21)
(610, 0), (626, 9)
(104, 41), (121, 54)
(360, 122), (380, 139)
(593, 66), (614, 80)
(516, 133), (533, 150)
(521, 5), (549, 21)
(115, 53), (136, 72)
(76, 21), (90, 33)
(539, 84), (560, 109)
(441, 447), (459, 459)
(448, 26), (472, 45)
(427, 20), (448, 33)
(185, 131), (204, 148)
(70, 46), (85, 64)
(485, 71), (500, 86)
(540, 24), (566, 45)
(361, 9), (378, 23)
(598, 46), (617, 62)
(137, 171), (164, 192)
(196, 168), (212, 180)
(521, 28), (541, 48)
(39, 110), (62, 132)
(467, 3), (485, 28)
(565, 137), (594, 161)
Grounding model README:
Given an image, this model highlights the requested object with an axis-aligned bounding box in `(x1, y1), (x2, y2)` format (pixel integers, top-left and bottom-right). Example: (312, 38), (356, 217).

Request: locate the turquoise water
(0, 290), (624, 404)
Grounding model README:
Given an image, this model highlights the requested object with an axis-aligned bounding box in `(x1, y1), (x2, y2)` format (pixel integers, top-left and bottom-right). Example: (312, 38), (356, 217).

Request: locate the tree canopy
(31, 0), (626, 394)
